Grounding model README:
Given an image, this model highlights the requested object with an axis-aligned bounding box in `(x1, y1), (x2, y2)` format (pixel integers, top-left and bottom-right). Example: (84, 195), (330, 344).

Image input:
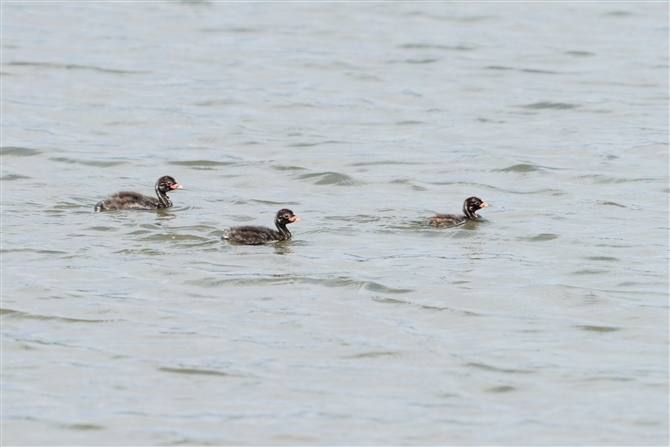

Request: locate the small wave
(272, 164), (307, 172)
(389, 180), (428, 192)
(168, 160), (235, 171)
(1, 174), (30, 181)
(495, 187), (566, 196)
(298, 277), (411, 294)
(243, 199), (300, 206)
(286, 140), (343, 148)
(328, 214), (381, 224)
(9, 61), (146, 74)
(577, 175), (653, 184)
(88, 226), (118, 232)
(395, 120), (426, 125)
(296, 172), (361, 186)
(398, 43), (473, 51)
(484, 65), (513, 70)
(584, 256), (619, 262)
(187, 275), (412, 296)
(343, 351), (399, 359)
(348, 160), (422, 167)
(496, 163), (541, 173)
(3, 147), (41, 157)
(575, 325), (620, 333)
(200, 26), (258, 33)
(365, 281), (413, 294)
(467, 362), (534, 374)
(60, 424), (105, 431)
(598, 201), (626, 207)
(52, 200), (90, 210)
(520, 68), (559, 74)
(487, 386), (516, 393)
(403, 58), (439, 64)
(186, 276), (296, 288)
(193, 99), (241, 106)
(484, 66), (559, 74)
(372, 297), (410, 306)
(518, 233), (559, 242)
(139, 233), (211, 244)
(572, 269), (609, 276)
(2, 308), (114, 324)
(566, 51), (595, 57)
(521, 102), (581, 110)
(159, 367), (240, 377)
(114, 248), (163, 256)
(50, 157), (126, 167)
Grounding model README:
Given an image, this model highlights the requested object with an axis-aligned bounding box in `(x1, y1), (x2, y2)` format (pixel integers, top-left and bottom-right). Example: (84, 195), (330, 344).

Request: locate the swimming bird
(94, 176), (182, 212)
(428, 197), (488, 227)
(222, 209), (300, 245)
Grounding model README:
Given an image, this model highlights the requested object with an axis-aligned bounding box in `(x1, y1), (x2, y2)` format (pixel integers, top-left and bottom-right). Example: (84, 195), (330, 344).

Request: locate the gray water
(3, 2), (668, 445)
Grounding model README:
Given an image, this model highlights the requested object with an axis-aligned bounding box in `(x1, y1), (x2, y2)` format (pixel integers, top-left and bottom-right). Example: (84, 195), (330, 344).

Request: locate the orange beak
(171, 183), (183, 190)
(480, 202), (488, 208)
(289, 216), (300, 222)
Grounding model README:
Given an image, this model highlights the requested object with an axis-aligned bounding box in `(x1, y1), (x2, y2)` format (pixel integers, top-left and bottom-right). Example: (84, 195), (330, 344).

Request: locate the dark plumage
(222, 209), (300, 245)
(428, 197), (488, 228)
(94, 176), (182, 212)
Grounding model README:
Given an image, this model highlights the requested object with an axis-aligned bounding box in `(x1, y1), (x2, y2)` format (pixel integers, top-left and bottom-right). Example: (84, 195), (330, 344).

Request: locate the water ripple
(575, 325), (621, 333)
(159, 367), (243, 377)
(521, 102), (581, 110)
(168, 160), (236, 169)
(50, 157), (126, 167)
(4, 147), (41, 157)
(8, 61), (146, 74)
(295, 172), (361, 186)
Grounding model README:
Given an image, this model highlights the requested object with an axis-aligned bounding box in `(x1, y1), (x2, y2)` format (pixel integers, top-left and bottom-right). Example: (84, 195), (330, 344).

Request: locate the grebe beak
(289, 216), (300, 222)
(480, 202), (488, 208)
(171, 183), (183, 190)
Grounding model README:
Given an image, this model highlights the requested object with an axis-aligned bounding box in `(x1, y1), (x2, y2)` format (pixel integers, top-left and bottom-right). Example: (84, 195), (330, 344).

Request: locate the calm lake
(3, 2), (668, 445)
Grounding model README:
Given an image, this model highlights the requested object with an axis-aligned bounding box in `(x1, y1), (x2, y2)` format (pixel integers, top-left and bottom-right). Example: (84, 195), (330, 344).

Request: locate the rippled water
(4, 2), (668, 445)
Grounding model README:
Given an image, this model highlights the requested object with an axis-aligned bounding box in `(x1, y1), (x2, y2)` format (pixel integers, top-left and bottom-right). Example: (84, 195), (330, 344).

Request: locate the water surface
(3, 2), (668, 445)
